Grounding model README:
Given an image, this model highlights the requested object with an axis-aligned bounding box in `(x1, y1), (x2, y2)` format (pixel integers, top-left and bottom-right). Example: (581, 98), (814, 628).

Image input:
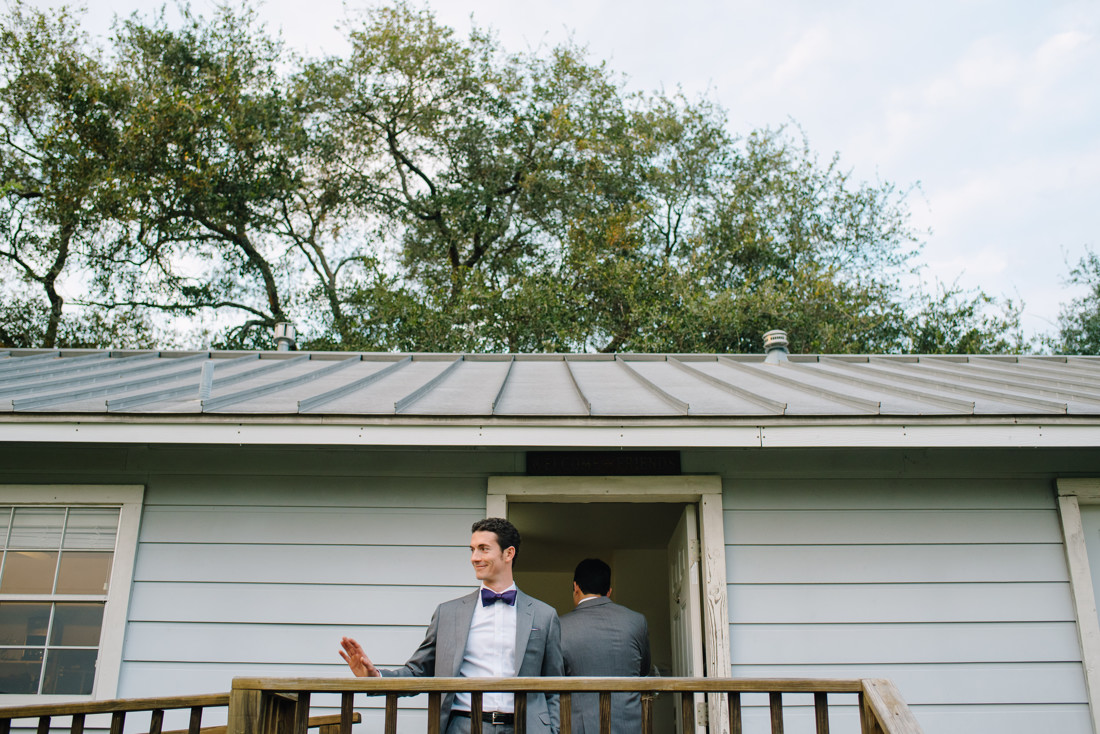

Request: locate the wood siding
(716, 469), (1086, 734)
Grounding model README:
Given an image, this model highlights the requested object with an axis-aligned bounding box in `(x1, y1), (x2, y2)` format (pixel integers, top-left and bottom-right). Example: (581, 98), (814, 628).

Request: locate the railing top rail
(231, 676), (866, 694)
(0, 693), (231, 720)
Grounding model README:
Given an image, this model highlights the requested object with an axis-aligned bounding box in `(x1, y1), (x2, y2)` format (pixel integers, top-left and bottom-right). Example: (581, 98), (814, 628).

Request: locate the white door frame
(1057, 478), (1100, 734)
(487, 475), (731, 732)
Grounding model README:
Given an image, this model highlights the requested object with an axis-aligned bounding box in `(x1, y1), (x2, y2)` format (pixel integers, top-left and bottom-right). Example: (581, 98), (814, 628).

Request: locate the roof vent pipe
(273, 322), (297, 352)
(763, 329), (789, 364)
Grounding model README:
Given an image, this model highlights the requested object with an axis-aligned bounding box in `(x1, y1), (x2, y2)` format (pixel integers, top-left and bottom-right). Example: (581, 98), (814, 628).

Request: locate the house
(1, 338), (1099, 734)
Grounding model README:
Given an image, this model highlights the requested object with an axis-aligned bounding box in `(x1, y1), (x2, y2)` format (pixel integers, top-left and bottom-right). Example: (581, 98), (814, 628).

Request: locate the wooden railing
(0, 679), (920, 734)
(226, 677), (923, 734)
(0, 693), (360, 734)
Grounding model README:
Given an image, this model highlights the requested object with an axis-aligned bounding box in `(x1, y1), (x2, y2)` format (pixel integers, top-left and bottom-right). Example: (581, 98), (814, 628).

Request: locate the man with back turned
(559, 558), (652, 734)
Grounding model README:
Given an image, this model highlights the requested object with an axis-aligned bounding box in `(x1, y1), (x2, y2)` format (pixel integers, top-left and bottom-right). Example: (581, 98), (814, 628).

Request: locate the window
(0, 487), (142, 702)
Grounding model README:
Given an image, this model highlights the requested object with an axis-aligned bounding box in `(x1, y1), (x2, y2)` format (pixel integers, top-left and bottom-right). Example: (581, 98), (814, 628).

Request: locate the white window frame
(0, 484), (143, 704)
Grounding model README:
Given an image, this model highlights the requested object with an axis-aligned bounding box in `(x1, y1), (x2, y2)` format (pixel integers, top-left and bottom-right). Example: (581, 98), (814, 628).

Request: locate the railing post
(227, 682), (265, 734)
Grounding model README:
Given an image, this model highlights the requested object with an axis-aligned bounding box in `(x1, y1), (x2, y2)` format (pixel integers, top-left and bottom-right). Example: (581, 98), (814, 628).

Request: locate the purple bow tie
(481, 588), (517, 606)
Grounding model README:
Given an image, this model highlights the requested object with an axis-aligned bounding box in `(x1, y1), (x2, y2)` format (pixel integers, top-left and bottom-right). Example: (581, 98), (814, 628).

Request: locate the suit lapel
(449, 591), (478, 676)
(514, 591), (535, 672)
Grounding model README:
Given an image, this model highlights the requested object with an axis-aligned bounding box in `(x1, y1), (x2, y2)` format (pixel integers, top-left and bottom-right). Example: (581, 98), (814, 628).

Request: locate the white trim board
(3, 420), (1100, 448)
(1058, 479), (1100, 734)
(487, 475), (731, 734)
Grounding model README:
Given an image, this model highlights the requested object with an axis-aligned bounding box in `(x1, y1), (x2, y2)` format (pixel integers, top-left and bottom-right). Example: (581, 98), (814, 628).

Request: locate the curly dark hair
(471, 517), (521, 561)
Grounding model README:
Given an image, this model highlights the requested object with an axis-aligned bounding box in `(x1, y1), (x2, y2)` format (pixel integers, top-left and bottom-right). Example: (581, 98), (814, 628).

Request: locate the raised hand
(339, 636), (380, 677)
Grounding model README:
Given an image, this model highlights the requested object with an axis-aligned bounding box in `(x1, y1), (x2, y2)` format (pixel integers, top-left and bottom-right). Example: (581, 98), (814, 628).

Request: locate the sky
(27, 0), (1100, 341)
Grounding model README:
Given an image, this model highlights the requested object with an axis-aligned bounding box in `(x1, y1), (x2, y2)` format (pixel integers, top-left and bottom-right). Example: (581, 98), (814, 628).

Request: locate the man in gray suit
(559, 558), (651, 734)
(340, 518), (562, 734)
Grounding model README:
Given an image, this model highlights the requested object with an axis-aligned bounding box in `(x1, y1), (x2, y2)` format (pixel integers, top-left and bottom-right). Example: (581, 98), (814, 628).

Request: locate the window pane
(42, 648), (96, 695)
(8, 508), (64, 549)
(63, 509), (119, 550)
(0, 648), (43, 694)
(0, 551), (59, 593)
(56, 552), (113, 595)
(0, 507), (11, 544)
(49, 604), (103, 647)
(0, 603), (51, 646)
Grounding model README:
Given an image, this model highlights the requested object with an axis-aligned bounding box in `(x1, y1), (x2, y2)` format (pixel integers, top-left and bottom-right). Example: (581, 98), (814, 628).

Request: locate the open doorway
(510, 502), (688, 732)
(487, 474), (729, 734)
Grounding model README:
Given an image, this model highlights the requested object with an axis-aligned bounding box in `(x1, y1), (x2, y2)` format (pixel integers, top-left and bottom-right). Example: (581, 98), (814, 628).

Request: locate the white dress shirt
(454, 584), (518, 713)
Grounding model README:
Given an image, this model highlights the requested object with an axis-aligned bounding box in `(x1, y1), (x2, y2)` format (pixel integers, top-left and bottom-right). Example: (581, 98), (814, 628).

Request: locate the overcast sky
(27, 0), (1100, 340)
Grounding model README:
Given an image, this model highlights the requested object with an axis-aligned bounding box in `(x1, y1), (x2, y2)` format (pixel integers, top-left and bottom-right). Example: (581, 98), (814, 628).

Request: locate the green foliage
(0, 0), (1036, 355)
(904, 283), (1027, 355)
(1053, 249), (1100, 355)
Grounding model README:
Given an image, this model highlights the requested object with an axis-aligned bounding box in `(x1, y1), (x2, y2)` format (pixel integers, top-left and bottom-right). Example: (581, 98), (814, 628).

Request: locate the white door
(668, 504), (706, 734)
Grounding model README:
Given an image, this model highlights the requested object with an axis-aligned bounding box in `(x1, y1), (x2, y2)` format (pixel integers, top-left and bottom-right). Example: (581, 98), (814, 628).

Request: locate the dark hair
(471, 518), (521, 560)
(574, 558), (611, 596)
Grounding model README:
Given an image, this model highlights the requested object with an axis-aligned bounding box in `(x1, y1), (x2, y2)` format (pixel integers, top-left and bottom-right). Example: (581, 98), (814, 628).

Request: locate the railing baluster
(679, 693), (694, 734)
(188, 707), (203, 734)
(384, 694), (397, 734)
(514, 691), (526, 734)
(769, 692), (783, 734)
(859, 692), (872, 734)
(470, 692), (482, 728)
(110, 712), (125, 734)
(560, 692), (572, 734)
(426, 693), (441, 734)
(36, 716), (50, 734)
(294, 693), (310, 734)
(598, 692), (610, 734)
(728, 692), (742, 734)
(640, 694), (652, 734)
(71, 714), (85, 734)
(148, 710), (163, 734)
(814, 692), (829, 734)
(339, 693), (353, 734)
(0, 719), (9, 734)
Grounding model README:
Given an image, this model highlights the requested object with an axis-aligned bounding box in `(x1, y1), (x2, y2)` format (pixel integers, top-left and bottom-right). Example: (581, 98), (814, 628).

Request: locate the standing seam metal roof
(0, 350), (1098, 418)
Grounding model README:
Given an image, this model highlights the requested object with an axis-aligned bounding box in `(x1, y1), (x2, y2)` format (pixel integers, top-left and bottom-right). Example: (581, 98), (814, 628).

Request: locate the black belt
(452, 710), (515, 726)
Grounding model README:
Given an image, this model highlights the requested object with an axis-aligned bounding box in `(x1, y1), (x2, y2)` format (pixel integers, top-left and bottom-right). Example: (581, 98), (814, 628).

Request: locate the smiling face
(470, 530), (515, 591)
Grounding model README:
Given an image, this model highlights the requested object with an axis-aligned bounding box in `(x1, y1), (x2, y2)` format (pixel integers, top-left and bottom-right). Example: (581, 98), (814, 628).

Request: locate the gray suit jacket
(559, 597), (651, 734)
(381, 589), (563, 734)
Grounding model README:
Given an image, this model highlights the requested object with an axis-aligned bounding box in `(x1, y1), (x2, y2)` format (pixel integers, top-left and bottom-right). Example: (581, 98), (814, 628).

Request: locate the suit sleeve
(380, 607), (439, 678)
(541, 613), (563, 733)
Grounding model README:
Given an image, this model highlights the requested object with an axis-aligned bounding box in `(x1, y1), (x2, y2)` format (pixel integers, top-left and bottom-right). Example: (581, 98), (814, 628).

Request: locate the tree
(1053, 249), (1100, 354)
(0, 1), (1031, 355)
(0, 1), (127, 347)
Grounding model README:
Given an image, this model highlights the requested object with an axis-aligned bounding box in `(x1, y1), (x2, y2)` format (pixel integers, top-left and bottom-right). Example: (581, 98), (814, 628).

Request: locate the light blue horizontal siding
(726, 508), (1062, 543)
(730, 662), (1087, 705)
(729, 582), (1074, 623)
(123, 622), (431, 664)
(143, 474), (489, 509)
(730, 622), (1081, 664)
(115, 449), (504, 704)
(133, 543), (473, 584)
(128, 582), (460, 624)
(723, 475), (1087, 734)
(138, 506), (481, 545)
(727, 543), (1070, 583)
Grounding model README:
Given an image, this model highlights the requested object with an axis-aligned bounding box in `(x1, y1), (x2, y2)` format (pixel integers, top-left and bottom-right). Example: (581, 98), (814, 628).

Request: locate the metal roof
(1, 349), (1099, 419)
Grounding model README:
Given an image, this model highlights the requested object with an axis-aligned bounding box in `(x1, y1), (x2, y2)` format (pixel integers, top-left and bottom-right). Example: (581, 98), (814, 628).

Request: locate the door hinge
(689, 538), (701, 563)
(696, 700), (708, 721)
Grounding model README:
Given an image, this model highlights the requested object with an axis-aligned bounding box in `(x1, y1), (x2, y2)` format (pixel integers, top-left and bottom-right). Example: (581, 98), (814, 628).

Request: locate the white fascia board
(1, 419), (1100, 448)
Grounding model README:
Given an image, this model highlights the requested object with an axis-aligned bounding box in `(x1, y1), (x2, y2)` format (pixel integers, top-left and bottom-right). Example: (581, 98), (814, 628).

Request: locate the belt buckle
(488, 712), (506, 725)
